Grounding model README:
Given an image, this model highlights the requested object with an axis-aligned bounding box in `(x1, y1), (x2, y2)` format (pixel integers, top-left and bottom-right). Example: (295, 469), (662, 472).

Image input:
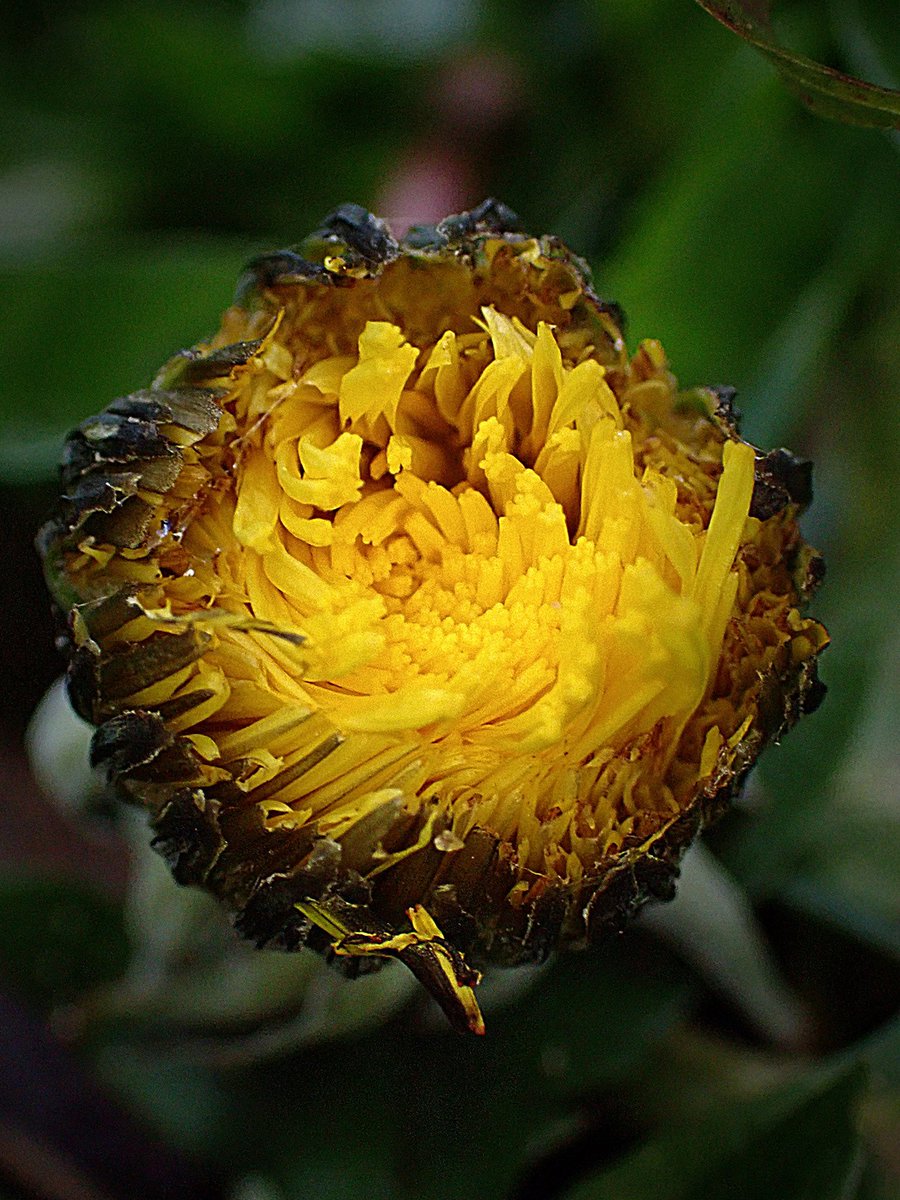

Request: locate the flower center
(169, 299), (755, 880)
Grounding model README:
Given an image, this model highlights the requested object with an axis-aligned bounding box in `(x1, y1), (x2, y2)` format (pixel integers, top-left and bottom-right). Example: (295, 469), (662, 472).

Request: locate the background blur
(0, 2), (897, 1198)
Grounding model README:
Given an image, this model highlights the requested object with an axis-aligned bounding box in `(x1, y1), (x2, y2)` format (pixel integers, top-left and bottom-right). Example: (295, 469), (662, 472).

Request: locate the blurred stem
(642, 843), (810, 1049)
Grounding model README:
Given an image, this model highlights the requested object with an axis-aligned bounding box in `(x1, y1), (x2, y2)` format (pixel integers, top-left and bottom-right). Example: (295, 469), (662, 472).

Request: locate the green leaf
(599, 43), (897, 401)
(0, 876), (130, 1009)
(364, 942), (686, 1199)
(740, 176), (891, 449)
(564, 1062), (867, 1200)
(696, 1), (900, 127)
(122, 939), (687, 1200)
(92, 1039), (231, 1160)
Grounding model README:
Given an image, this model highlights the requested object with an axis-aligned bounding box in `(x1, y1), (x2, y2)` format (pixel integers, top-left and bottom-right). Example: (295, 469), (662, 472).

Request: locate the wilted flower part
(40, 201), (827, 1033)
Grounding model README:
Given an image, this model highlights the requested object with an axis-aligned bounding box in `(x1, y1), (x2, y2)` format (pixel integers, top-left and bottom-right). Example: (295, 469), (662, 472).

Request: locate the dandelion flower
(40, 202), (827, 1033)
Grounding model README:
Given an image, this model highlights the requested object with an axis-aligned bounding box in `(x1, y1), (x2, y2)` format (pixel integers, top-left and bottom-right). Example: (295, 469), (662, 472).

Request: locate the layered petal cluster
(41, 203), (827, 1031)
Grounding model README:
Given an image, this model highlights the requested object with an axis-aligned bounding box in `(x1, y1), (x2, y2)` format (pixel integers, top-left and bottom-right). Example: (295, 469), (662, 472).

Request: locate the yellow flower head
(40, 202), (827, 1033)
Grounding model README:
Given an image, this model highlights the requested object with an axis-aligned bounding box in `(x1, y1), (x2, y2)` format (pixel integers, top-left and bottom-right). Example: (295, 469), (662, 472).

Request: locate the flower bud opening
(41, 204), (827, 1032)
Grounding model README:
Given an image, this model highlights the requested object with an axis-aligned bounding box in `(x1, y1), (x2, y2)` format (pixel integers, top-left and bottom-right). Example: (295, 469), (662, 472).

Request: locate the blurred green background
(0, 2), (897, 1198)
